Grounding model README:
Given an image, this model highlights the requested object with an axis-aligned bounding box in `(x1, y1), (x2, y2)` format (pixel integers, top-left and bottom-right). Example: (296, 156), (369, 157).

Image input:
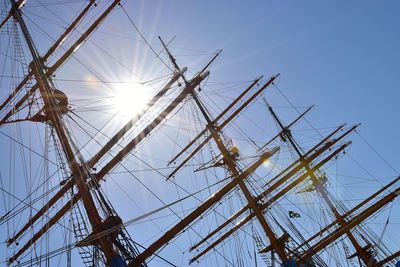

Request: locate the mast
(154, 38), (291, 263)
(190, 135), (352, 263)
(295, 175), (400, 252)
(189, 123), (349, 253)
(264, 99), (375, 265)
(6, 0), (121, 264)
(300, 184), (400, 262)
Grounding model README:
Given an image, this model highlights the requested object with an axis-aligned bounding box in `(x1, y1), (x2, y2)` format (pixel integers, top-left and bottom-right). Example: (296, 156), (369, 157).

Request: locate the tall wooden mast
(133, 38), (293, 265)
(189, 124), (356, 264)
(264, 99), (376, 265)
(300, 182), (400, 262)
(7, 0), (122, 264)
(4, 13), (212, 263)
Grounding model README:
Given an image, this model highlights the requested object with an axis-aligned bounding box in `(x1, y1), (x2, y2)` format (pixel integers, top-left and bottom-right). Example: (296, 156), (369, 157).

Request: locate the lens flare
(113, 83), (151, 118)
(263, 159), (270, 168)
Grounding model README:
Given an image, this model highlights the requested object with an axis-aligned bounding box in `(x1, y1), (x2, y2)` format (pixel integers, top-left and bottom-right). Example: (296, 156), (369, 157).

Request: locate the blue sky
(1, 0), (400, 266)
(118, 0), (400, 151)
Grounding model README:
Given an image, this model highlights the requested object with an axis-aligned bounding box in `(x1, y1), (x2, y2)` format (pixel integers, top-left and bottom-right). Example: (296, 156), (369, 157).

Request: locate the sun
(113, 83), (151, 118)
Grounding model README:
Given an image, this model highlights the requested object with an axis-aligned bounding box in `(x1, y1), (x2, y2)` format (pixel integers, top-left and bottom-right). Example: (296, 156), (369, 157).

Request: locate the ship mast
(134, 38), (295, 265)
(3, 3), (213, 263)
(295, 175), (400, 264)
(300, 182), (400, 263)
(263, 98), (376, 265)
(189, 124), (355, 264)
(7, 0), (118, 264)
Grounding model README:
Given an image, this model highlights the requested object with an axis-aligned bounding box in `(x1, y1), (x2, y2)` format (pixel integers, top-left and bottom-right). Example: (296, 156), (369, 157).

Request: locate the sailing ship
(0, 1), (399, 266)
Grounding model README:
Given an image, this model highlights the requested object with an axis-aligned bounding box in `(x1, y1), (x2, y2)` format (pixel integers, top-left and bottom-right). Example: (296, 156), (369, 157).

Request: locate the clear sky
(1, 0), (400, 266)
(114, 0), (400, 168)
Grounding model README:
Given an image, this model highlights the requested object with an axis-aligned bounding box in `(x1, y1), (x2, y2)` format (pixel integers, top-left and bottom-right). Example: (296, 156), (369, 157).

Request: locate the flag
(289, 211), (301, 218)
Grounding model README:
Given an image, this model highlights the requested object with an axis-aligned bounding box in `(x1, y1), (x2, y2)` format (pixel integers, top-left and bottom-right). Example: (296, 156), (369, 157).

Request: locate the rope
(120, 4), (173, 72)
